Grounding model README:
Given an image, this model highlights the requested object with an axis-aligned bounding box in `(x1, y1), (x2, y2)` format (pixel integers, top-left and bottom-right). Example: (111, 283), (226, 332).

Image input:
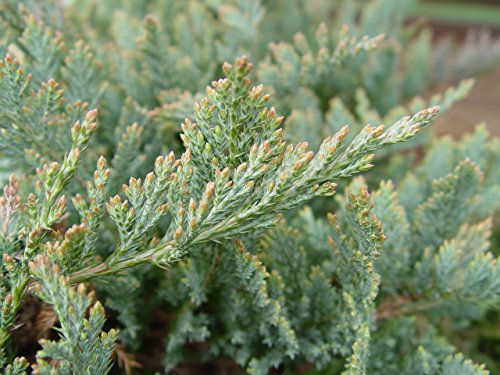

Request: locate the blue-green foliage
(158, 184), (385, 374)
(30, 255), (117, 374)
(0, 0), (498, 374)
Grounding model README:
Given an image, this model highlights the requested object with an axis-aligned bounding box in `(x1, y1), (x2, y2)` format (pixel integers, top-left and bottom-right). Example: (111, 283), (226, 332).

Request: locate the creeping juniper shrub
(0, 0), (498, 374)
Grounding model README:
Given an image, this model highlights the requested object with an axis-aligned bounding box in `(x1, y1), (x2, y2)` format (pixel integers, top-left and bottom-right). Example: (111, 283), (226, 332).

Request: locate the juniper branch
(70, 57), (439, 283)
(0, 108), (98, 351)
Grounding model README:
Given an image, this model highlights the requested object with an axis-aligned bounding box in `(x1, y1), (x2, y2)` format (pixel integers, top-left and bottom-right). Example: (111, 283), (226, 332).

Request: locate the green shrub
(0, 0), (498, 374)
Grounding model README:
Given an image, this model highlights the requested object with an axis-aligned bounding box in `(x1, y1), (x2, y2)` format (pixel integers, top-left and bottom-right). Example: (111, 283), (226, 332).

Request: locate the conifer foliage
(0, 0), (498, 374)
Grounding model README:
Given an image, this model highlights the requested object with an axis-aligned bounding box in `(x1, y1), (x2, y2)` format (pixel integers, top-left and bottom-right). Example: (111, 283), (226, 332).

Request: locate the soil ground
(426, 20), (500, 137)
(436, 67), (500, 137)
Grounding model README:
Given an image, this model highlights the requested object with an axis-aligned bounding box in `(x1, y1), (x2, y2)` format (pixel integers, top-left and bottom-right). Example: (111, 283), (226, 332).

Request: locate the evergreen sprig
(30, 255), (117, 375)
(71, 56), (439, 282)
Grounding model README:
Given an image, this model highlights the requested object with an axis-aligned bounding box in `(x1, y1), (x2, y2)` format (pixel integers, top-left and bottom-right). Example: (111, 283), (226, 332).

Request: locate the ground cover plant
(0, 0), (498, 374)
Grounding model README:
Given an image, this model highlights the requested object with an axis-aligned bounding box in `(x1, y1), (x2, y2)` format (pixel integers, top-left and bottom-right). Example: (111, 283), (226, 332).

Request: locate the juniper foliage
(0, 0), (498, 374)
